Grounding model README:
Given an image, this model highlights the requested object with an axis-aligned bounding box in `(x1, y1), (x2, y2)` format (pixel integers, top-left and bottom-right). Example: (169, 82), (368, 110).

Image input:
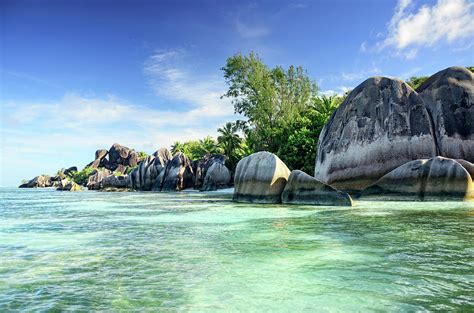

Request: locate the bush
(71, 166), (96, 185)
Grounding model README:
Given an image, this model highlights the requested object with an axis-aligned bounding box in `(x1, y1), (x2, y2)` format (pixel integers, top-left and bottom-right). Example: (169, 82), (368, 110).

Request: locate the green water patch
(0, 188), (473, 311)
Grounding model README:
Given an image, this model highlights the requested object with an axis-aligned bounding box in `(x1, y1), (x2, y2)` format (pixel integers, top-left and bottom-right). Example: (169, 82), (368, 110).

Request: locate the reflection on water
(0, 188), (473, 311)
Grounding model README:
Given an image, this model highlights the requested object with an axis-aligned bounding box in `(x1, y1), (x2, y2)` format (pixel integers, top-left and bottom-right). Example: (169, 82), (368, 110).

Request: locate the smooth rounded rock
(358, 157), (473, 201)
(282, 170), (353, 206)
(315, 76), (437, 192)
(233, 151), (290, 203)
(418, 66), (474, 162)
(202, 162), (231, 191)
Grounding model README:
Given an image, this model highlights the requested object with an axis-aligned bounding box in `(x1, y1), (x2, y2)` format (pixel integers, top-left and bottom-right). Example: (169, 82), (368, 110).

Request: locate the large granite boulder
(153, 152), (195, 191)
(315, 77), (437, 192)
(194, 154), (226, 190)
(202, 162), (231, 191)
(19, 175), (52, 188)
(101, 174), (129, 190)
(358, 157), (474, 201)
(57, 179), (81, 191)
(418, 66), (474, 162)
(106, 143), (138, 171)
(63, 166), (77, 177)
(92, 149), (108, 168)
(128, 148), (171, 191)
(282, 170), (353, 206)
(233, 151), (291, 203)
(87, 168), (112, 190)
(95, 149), (108, 160)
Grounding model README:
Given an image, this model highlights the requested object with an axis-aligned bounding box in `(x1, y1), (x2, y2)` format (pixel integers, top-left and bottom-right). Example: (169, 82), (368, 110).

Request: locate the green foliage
(221, 52), (344, 173)
(274, 95), (343, 174)
(217, 122), (248, 171)
(171, 137), (220, 160)
(222, 52), (318, 153)
(126, 165), (138, 174)
(467, 66), (474, 73)
(137, 151), (148, 159)
(71, 166), (96, 185)
(406, 76), (429, 90)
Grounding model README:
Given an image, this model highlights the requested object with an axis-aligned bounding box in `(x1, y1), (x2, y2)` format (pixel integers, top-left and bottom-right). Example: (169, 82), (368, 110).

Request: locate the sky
(1, 0), (473, 186)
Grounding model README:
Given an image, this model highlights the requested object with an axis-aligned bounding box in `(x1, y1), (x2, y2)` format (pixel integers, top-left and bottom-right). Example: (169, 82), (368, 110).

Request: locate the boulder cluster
(19, 166), (81, 191)
(19, 66), (473, 203)
(232, 66), (473, 204)
(88, 143), (140, 173)
(20, 143), (232, 193)
(233, 151), (353, 205)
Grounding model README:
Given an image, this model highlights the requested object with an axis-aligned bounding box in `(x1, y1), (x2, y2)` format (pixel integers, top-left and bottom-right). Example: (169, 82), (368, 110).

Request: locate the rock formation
(128, 148), (172, 191)
(91, 149), (108, 168)
(194, 154), (226, 189)
(153, 152), (195, 191)
(106, 143), (139, 171)
(101, 174), (129, 190)
(202, 162), (231, 191)
(56, 179), (81, 191)
(315, 77), (437, 192)
(358, 157), (473, 201)
(19, 175), (52, 188)
(86, 169), (112, 190)
(281, 170), (352, 206)
(418, 66), (473, 162)
(233, 151), (290, 203)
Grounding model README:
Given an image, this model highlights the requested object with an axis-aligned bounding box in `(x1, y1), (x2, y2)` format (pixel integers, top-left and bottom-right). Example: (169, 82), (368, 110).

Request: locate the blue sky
(1, 0), (473, 186)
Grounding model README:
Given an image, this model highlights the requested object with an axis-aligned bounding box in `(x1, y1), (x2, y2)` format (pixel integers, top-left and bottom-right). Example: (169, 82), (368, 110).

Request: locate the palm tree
(199, 136), (219, 155)
(171, 141), (185, 155)
(311, 95), (343, 123)
(217, 122), (243, 166)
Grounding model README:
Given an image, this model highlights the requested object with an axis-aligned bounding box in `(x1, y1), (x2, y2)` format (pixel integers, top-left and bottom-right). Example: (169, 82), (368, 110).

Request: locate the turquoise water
(0, 188), (473, 312)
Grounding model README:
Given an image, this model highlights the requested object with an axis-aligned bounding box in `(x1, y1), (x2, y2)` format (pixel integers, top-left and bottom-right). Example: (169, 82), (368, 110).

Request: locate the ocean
(1, 187), (473, 311)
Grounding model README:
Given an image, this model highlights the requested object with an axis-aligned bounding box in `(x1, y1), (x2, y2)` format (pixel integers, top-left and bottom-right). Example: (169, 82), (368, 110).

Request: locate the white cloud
(320, 86), (354, 96)
(340, 67), (381, 81)
(235, 19), (271, 38)
(143, 49), (234, 117)
(377, 0), (474, 58)
(1, 48), (237, 185)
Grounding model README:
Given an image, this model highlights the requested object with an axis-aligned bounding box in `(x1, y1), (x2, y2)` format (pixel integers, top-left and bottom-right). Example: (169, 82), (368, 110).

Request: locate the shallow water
(0, 188), (473, 311)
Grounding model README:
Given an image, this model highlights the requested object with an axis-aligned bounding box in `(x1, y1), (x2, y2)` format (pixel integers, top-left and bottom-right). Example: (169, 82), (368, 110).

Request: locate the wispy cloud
(143, 49), (234, 117)
(1, 48), (237, 185)
(1, 69), (59, 88)
(235, 18), (271, 39)
(340, 67), (382, 81)
(372, 0), (474, 58)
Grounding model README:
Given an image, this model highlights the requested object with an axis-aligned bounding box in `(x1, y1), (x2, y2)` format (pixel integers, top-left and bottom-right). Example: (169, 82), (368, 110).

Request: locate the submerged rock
(358, 157), (474, 201)
(418, 66), (474, 162)
(202, 162), (231, 191)
(233, 151), (290, 204)
(314, 76), (437, 192)
(281, 170), (352, 206)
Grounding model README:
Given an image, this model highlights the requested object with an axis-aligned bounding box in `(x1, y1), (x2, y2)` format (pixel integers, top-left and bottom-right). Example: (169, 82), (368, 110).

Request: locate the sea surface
(0, 187), (473, 312)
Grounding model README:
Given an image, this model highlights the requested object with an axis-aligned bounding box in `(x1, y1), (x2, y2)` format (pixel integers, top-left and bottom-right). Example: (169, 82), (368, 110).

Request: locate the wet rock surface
(282, 170), (352, 206)
(233, 151), (290, 203)
(315, 77), (437, 192)
(358, 157), (473, 201)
